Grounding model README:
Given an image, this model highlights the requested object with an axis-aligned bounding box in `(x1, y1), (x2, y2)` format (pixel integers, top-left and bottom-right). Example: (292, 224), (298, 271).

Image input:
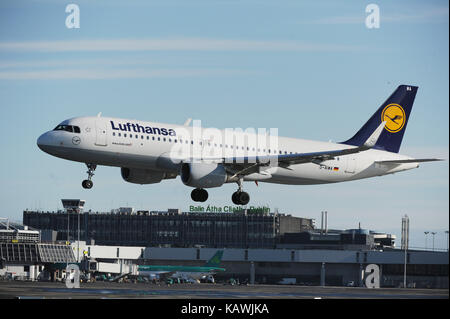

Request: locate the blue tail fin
(204, 250), (224, 267)
(342, 85), (418, 153)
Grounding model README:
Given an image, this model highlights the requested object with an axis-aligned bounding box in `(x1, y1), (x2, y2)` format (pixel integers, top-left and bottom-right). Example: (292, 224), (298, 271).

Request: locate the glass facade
(23, 210), (313, 248)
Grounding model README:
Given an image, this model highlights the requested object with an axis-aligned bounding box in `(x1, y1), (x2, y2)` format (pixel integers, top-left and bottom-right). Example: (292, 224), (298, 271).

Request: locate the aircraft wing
(375, 158), (443, 164)
(210, 121), (387, 177)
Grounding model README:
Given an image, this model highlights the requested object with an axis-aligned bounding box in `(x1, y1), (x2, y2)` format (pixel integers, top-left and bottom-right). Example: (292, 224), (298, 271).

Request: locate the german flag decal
(333, 167), (339, 171)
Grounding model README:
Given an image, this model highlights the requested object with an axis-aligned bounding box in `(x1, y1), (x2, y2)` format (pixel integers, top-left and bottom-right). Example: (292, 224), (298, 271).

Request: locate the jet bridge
(0, 243), (76, 266)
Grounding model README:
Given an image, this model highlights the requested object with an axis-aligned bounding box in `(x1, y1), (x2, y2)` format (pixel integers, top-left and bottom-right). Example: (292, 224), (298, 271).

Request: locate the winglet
(363, 121), (386, 149)
(184, 118), (192, 126)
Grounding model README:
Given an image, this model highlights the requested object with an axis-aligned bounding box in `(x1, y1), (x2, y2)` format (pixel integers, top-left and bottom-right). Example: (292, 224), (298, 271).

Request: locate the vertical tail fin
(204, 250), (224, 267)
(342, 85), (418, 153)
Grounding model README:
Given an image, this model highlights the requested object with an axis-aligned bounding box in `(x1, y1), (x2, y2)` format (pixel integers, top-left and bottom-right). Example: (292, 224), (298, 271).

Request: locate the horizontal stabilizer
(375, 159), (443, 164)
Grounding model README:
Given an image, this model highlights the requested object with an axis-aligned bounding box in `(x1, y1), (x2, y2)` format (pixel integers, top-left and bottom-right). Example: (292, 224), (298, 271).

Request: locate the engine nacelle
(121, 167), (169, 184)
(180, 162), (227, 188)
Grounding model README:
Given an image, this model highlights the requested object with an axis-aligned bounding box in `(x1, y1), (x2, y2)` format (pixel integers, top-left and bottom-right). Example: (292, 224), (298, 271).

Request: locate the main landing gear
(190, 179), (250, 205)
(191, 188), (208, 202)
(231, 179), (250, 205)
(82, 163), (97, 189)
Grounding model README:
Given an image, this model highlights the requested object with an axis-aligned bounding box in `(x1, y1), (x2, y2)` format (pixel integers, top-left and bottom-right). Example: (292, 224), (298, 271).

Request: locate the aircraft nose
(37, 132), (51, 152)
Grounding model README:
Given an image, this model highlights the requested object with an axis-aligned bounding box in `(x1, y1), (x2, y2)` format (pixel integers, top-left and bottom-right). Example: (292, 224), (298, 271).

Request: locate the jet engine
(121, 167), (174, 184)
(180, 162), (228, 188)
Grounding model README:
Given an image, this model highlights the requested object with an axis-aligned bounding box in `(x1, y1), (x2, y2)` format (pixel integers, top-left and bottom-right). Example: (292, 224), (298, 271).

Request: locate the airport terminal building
(23, 208), (314, 248)
(1, 203), (446, 288)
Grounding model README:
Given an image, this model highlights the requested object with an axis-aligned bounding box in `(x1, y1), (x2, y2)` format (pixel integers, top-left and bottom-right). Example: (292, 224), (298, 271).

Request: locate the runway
(0, 281), (448, 299)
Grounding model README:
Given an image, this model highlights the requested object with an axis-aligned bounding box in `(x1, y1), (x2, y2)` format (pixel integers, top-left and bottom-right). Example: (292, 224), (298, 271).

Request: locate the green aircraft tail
(204, 250), (224, 267)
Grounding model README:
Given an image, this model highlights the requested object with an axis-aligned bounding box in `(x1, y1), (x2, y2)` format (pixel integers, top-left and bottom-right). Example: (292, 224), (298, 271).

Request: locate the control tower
(61, 199), (85, 262)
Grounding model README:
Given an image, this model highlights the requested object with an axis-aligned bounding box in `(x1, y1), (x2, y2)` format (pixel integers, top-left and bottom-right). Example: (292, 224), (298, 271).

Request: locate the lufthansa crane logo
(381, 103), (406, 133)
(72, 136), (81, 145)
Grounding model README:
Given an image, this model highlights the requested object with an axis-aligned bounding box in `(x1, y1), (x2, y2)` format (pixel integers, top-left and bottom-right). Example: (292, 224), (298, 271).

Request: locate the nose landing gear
(82, 163), (96, 189)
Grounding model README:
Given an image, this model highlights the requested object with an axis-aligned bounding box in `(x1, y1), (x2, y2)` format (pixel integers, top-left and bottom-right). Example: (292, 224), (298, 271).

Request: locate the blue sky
(0, 0), (448, 250)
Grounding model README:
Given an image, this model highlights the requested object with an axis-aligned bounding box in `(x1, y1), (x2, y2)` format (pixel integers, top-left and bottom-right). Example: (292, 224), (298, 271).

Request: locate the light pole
(67, 209), (70, 271)
(77, 207), (80, 263)
(445, 231), (449, 252)
(401, 215), (409, 288)
(431, 232), (437, 251)
(424, 231), (429, 250)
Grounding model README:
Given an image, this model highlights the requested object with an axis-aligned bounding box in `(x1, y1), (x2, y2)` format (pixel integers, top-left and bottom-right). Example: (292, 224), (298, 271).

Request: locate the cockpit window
(53, 125), (81, 133)
(54, 125), (73, 132)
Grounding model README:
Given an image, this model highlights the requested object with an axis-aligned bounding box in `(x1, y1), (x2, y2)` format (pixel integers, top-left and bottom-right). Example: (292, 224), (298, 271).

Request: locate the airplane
(137, 250), (225, 282)
(37, 85), (442, 205)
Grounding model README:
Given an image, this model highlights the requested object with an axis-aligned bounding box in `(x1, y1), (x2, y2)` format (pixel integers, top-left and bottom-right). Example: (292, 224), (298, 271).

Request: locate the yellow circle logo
(381, 103), (406, 133)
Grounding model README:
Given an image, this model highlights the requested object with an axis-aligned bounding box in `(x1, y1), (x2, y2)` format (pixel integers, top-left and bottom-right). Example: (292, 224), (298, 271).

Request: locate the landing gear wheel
(82, 179), (93, 189)
(232, 191), (250, 205)
(238, 191), (250, 205)
(191, 188), (208, 202)
(232, 178), (250, 205)
(232, 191), (240, 205)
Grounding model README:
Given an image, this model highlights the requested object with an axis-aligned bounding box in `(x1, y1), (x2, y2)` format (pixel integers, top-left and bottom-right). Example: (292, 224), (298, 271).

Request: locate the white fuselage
(37, 116), (419, 186)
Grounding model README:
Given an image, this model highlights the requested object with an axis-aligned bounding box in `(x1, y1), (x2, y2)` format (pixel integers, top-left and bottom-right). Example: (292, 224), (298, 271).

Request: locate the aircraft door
(95, 119), (108, 146)
(345, 157), (357, 174)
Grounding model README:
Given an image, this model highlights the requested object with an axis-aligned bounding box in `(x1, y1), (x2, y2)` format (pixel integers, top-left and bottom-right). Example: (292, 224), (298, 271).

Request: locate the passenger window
(118, 133), (121, 137)
(113, 132), (116, 136)
(124, 134), (127, 137)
